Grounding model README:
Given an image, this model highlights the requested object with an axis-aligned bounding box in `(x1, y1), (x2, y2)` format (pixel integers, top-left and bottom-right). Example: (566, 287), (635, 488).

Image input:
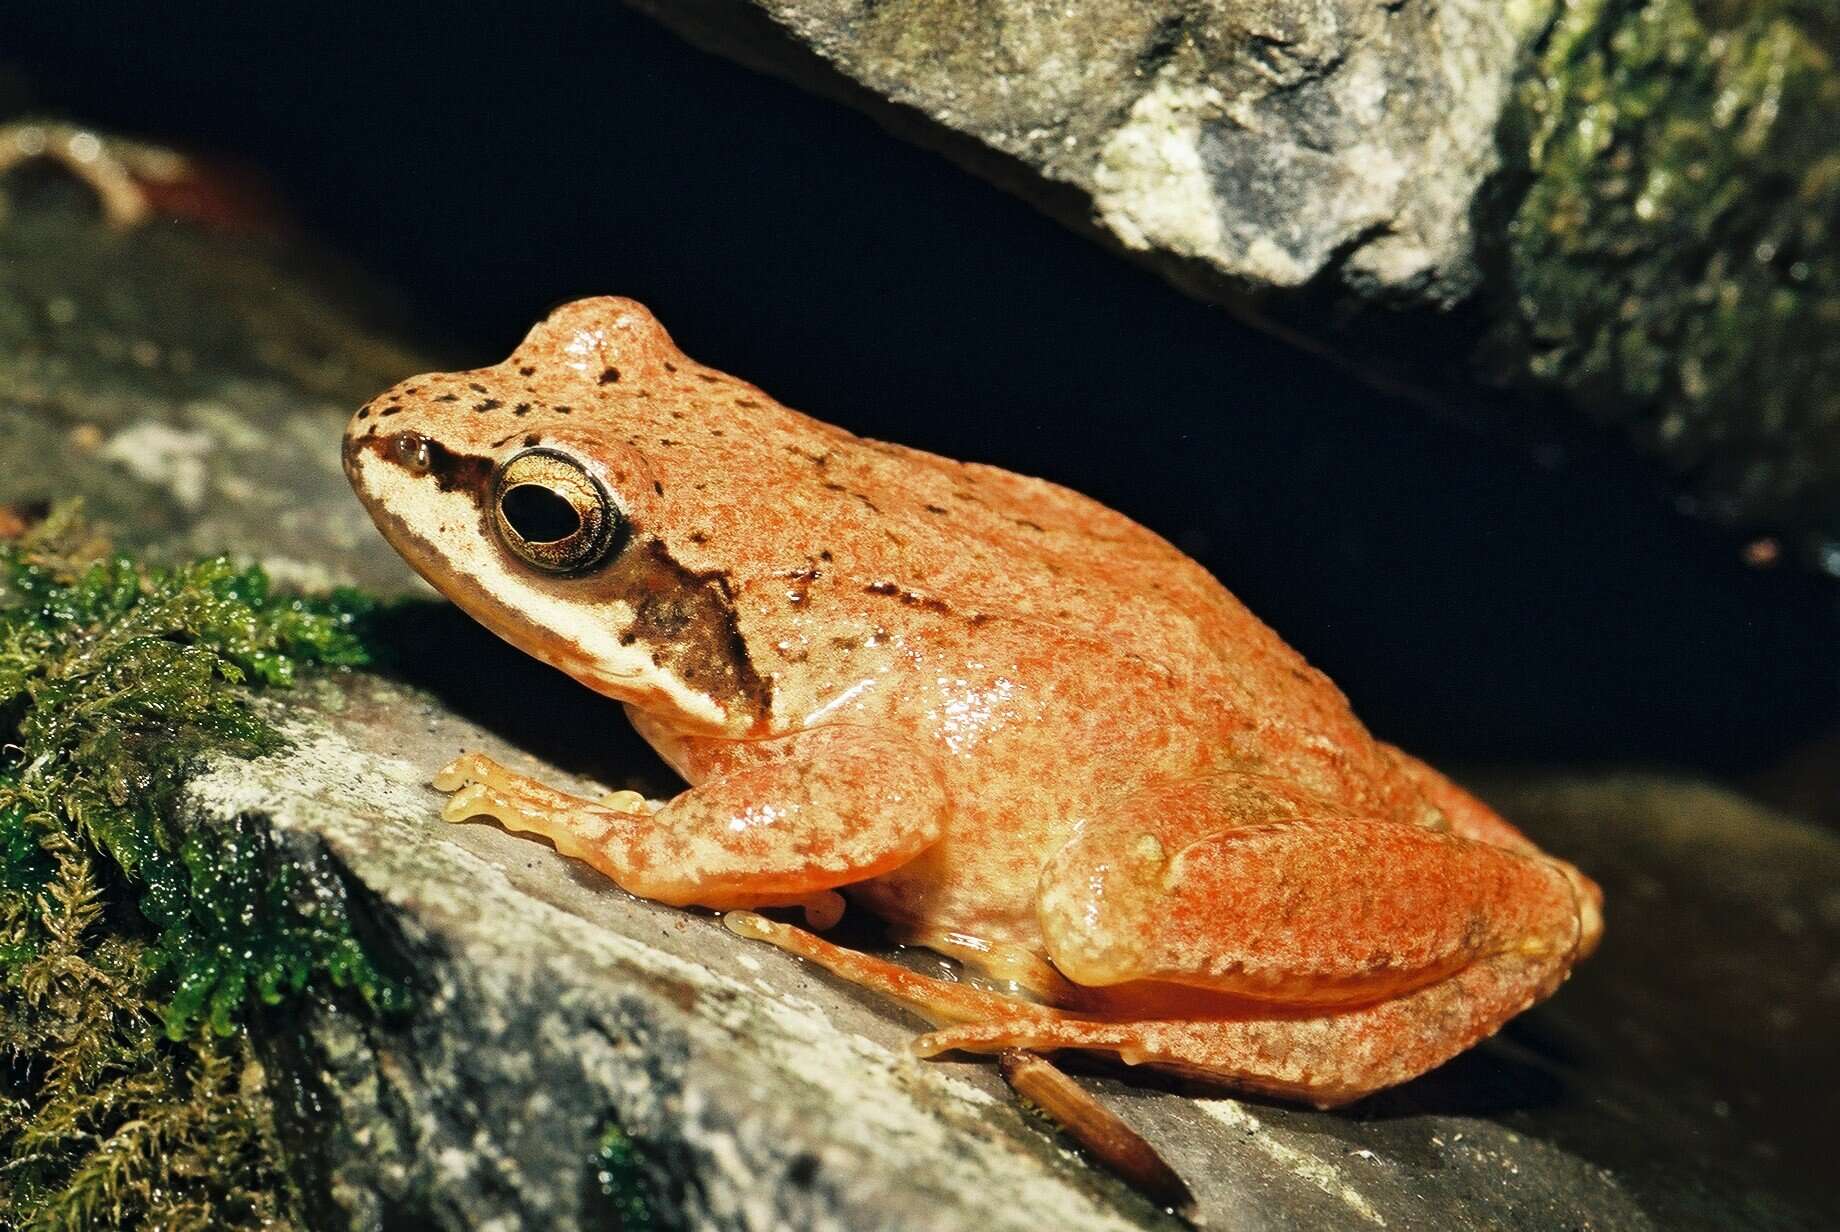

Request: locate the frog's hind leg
(911, 949), (1559, 1108)
(724, 911), (1046, 1027)
(1002, 771), (1603, 1106)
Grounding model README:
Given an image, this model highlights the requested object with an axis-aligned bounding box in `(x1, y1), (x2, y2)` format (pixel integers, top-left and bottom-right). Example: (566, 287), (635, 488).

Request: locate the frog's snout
(340, 422), (363, 484)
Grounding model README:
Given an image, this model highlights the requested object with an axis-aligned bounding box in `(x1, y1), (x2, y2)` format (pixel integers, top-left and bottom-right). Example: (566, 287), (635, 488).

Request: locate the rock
(632, 0), (1537, 306)
(625, 0), (1840, 564)
(3, 146), (1834, 1230)
(0, 154), (433, 593)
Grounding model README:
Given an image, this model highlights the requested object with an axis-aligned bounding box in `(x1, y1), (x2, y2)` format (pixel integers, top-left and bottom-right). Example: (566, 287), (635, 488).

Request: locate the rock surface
(3, 150), (1836, 1230)
(633, 0), (1540, 306)
(627, 0), (1840, 563)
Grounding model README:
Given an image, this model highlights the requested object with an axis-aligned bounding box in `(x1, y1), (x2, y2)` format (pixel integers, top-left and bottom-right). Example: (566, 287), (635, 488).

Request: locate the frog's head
(343, 297), (771, 735)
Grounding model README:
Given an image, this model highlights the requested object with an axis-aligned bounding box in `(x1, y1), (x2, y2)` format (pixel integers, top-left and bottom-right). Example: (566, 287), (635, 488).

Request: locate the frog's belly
(847, 795), (1082, 953)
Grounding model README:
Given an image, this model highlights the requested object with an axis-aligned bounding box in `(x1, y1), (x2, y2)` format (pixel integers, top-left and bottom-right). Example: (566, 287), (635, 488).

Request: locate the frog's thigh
(436, 727), (947, 911)
(1037, 773), (1597, 1003)
(914, 951), (1557, 1107)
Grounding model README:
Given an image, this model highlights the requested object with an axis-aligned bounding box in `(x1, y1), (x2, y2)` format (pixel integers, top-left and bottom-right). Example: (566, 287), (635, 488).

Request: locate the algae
(0, 507), (401, 1231)
(1496, 0), (1840, 544)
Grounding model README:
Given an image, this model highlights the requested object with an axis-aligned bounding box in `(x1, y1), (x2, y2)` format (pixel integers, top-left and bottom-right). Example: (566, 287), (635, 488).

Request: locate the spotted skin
(344, 297), (1602, 1107)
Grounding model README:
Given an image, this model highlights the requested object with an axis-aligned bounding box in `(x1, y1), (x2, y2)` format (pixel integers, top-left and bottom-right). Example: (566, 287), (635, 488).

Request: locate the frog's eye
(492, 449), (623, 573)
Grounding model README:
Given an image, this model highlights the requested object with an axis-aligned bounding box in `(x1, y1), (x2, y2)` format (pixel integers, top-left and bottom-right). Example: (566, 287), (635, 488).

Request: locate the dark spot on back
(864, 580), (953, 617)
(523, 434), (540, 447)
(924, 504), (947, 515)
(735, 397), (759, 409)
(696, 372), (719, 383)
(663, 361), (678, 373)
(514, 402), (531, 416)
(469, 382), (487, 393)
(435, 393), (459, 402)
(472, 399), (502, 413)
(653, 480), (665, 496)
(599, 366), (621, 384)
(554, 405), (572, 415)
(379, 405), (404, 417)
(356, 407), (371, 420)
(518, 365), (536, 376)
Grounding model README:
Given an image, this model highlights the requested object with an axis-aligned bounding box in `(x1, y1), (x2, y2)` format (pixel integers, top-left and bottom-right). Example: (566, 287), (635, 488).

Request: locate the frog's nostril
(388, 431), (434, 475)
(500, 484), (581, 543)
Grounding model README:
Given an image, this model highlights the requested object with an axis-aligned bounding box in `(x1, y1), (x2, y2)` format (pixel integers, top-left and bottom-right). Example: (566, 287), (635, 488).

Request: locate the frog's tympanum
(345, 298), (1602, 1107)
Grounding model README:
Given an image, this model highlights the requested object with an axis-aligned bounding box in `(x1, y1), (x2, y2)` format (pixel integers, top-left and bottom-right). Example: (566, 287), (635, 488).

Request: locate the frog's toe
(432, 751), (524, 794)
(440, 780), (494, 823)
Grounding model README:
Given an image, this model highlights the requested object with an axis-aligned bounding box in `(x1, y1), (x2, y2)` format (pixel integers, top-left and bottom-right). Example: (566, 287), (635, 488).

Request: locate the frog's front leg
(435, 726), (947, 916)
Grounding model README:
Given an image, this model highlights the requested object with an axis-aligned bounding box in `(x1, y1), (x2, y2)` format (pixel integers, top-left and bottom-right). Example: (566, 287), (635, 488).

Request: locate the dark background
(4, 2), (1835, 777)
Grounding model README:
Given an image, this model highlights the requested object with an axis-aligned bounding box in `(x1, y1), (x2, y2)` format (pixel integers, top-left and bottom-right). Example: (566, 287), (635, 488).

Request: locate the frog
(343, 296), (1602, 1108)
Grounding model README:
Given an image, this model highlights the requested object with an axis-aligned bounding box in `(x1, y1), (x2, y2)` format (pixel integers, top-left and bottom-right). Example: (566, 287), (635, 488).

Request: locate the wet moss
(592, 1118), (658, 1231)
(0, 507), (401, 1231)
(1493, 0), (1840, 552)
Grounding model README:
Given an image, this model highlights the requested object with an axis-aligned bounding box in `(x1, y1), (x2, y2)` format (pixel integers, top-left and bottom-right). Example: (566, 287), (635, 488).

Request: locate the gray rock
(0, 157), (434, 593)
(631, 0), (1533, 307)
(3, 154), (1833, 1230)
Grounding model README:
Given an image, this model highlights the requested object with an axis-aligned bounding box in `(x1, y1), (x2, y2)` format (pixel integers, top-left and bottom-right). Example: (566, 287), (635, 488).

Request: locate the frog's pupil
(500, 484), (581, 544)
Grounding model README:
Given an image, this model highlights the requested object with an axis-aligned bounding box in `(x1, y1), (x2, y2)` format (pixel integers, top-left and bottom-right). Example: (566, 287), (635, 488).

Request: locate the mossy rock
(1491, 0), (1840, 553)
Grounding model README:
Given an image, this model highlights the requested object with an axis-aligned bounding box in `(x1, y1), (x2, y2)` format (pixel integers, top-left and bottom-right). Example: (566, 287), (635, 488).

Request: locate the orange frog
(344, 297), (1601, 1107)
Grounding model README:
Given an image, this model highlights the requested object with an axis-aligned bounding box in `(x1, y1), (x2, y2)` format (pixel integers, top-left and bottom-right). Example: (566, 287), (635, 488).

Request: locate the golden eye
(491, 449), (623, 573)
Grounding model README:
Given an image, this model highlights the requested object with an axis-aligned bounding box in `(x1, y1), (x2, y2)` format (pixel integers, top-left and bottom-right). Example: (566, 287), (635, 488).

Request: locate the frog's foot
(0, 122), (167, 228)
(437, 730), (945, 924)
(434, 751), (642, 861)
(728, 914), (1202, 1213)
(725, 911), (1044, 1027)
(885, 925), (1081, 1002)
(436, 752), (848, 927)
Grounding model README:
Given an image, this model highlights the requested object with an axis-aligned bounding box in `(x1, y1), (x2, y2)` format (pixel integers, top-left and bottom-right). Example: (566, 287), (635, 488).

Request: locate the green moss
(593, 1117), (658, 1231)
(0, 506), (401, 1231)
(1496, 0), (1840, 539)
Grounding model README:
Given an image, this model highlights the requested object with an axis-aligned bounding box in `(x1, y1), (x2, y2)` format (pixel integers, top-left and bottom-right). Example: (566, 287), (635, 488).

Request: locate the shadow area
(361, 598), (681, 799)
